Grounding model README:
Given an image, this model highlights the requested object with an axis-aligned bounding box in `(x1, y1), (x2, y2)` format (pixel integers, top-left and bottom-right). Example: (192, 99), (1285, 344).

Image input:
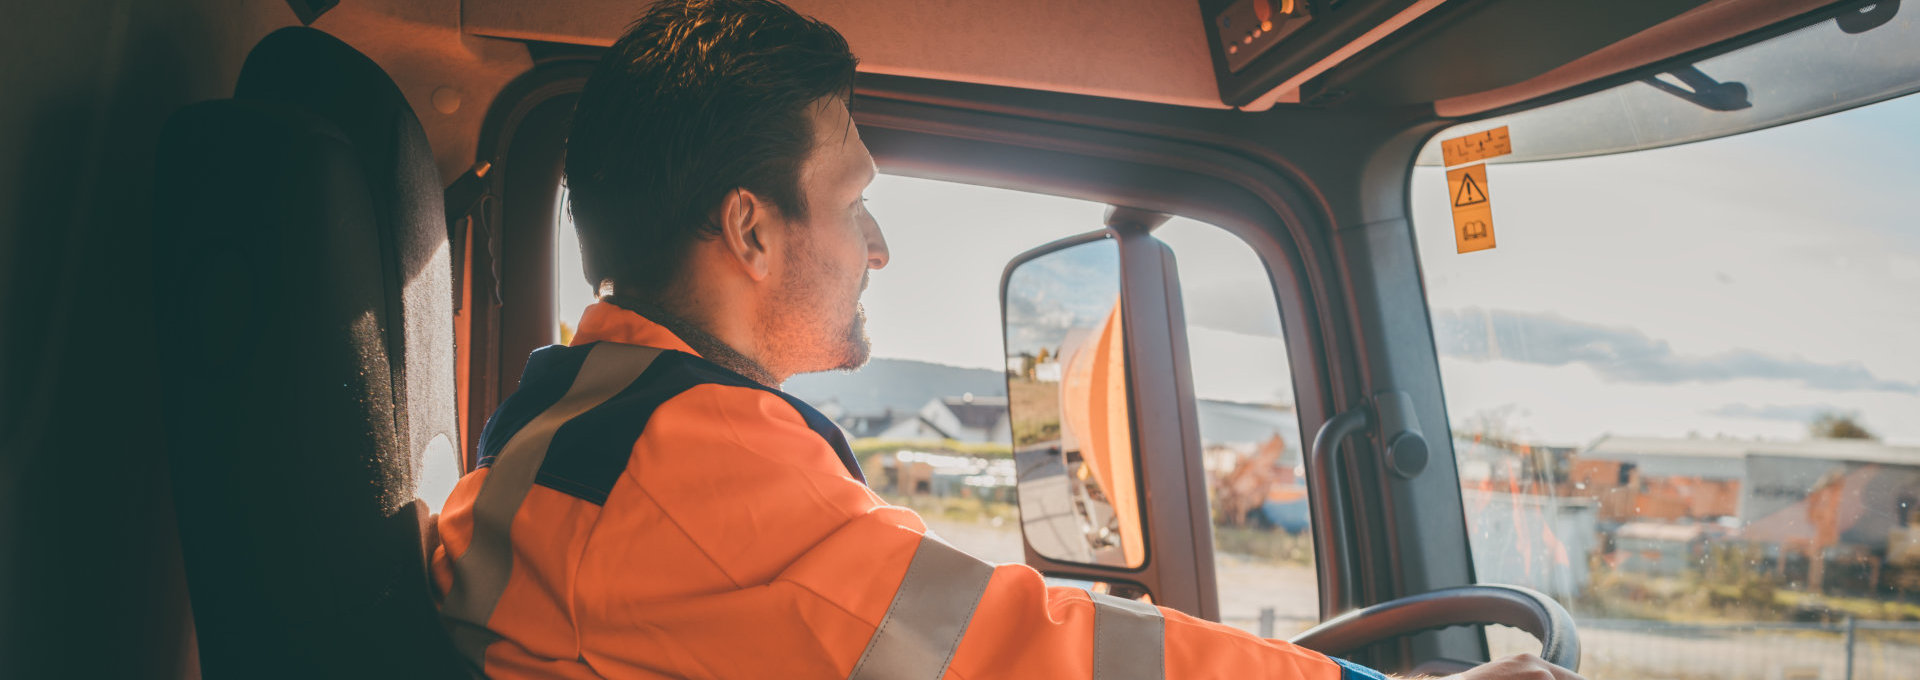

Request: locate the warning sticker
(1447, 163), (1495, 253)
(1441, 126), (1512, 168)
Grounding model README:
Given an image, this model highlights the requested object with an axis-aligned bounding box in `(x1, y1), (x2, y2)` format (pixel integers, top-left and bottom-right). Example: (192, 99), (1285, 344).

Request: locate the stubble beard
(838, 301), (872, 371)
(768, 254), (872, 377)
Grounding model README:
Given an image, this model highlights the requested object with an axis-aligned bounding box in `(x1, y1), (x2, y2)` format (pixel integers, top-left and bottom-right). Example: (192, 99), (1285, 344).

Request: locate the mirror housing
(998, 210), (1220, 619)
(1004, 235), (1143, 568)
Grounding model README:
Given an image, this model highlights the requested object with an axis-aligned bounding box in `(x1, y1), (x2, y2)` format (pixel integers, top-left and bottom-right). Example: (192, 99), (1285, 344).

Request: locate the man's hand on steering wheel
(1439, 653), (1584, 680)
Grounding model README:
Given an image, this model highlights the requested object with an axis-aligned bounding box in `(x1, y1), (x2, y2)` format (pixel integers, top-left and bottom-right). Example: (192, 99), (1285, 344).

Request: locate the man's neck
(603, 295), (779, 387)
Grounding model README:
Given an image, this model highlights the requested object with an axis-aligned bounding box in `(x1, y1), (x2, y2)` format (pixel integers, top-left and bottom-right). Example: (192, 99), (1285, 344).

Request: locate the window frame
(854, 76), (1383, 627)
(463, 57), (594, 465)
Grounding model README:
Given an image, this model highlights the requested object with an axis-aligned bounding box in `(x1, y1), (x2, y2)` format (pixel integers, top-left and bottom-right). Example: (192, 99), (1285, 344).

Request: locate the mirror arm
(1104, 205), (1172, 232)
(1308, 404), (1373, 619)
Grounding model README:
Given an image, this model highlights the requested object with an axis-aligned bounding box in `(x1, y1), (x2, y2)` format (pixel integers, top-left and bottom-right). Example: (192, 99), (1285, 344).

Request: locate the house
(838, 394), (1014, 445)
(1578, 435), (1920, 593)
(1580, 435), (1920, 528)
(836, 407), (902, 439)
(1610, 521), (1715, 578)
(924, 394), (1012, 444)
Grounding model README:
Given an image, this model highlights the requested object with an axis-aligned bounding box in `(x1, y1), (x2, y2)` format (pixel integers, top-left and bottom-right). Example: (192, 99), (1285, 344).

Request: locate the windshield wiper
(1641, 65), (1752, 112)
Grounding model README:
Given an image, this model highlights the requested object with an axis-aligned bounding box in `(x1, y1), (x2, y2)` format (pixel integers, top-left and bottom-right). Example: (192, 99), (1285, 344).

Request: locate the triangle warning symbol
(1454, 173), (1487, 207)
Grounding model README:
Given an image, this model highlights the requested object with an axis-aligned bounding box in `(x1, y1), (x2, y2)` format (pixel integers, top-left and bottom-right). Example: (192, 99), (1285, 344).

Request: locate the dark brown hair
(565, 0), (857, 295)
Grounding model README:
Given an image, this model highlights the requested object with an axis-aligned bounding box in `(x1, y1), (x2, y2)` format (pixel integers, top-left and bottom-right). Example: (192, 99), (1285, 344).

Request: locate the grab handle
(1308, 405), (1371, 618)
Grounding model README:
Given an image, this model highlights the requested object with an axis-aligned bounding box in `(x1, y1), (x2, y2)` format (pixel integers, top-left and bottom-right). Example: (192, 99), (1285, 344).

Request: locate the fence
(1487, 617), (1920, 680)
(1226, 609), (1920, 680)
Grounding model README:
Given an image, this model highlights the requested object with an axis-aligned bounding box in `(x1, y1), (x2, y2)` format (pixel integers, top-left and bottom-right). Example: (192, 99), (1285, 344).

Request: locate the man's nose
(865, 215), (890, 270)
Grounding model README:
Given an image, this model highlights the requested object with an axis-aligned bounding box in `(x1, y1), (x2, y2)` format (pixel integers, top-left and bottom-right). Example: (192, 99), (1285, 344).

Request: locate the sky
(1412, 90), (1920, 447)
(1002, 235), (1118, 358)
(556, 41), (1919, 450)
(556, 176), (1297, 406)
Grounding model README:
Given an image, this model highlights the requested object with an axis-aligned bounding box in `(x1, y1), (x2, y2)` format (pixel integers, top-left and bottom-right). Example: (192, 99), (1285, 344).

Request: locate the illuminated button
(1252, 28), (1263, 38)
(1262, 20), (1274, 31)
(1228, 45), (1239, 54)
(1243, 34), (1253, 44)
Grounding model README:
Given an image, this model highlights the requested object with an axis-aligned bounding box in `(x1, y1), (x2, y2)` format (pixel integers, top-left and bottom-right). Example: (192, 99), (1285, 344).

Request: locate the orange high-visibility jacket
(434, 301), (1381, 679)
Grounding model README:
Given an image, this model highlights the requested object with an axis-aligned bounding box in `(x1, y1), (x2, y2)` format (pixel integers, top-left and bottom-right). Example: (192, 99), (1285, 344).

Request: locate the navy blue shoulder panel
(1332, 657), (1389, 680)
(475, 344), (591, 469)
(528, 350), (863, 505)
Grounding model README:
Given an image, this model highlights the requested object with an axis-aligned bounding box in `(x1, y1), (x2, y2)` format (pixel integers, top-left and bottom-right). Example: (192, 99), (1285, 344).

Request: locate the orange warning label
(1447, 163), (1495, 253)
(1441, 126), (1512, 167)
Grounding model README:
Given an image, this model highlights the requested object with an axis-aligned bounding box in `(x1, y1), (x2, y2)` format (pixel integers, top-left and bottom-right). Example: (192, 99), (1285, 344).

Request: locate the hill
(784, 357), (1006, 415)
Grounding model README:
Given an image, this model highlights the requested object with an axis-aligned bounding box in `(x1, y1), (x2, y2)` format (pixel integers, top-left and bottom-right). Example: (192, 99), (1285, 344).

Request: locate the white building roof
(1581, 435), (1920, 480)
(1587, 435), (1920, 466)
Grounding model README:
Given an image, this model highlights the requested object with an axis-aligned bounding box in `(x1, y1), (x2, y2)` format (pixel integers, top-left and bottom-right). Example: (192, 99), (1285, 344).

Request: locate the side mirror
(999, 209), (1221, 618)
(1003, 235), (1146, 568)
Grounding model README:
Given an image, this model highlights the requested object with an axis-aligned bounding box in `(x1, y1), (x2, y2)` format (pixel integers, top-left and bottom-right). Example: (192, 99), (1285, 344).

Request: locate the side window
(1412, 39), (1920, 680)
(555, 189), (594, 345)
(554, 174), (1096, 562)
(1157, 221), (1314, 636)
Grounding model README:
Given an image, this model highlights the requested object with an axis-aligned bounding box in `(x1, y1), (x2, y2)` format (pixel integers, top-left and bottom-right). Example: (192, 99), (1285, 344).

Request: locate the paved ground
(921, 517), (1920, 679)
(923, 516), (1320, 636)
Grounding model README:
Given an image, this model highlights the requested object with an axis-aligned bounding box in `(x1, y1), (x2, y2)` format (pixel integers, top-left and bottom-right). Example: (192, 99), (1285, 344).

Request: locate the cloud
(1181, 280), (1284, 337)
(1432, 308), (1920, 395)
(1003, 242), (1120, 355)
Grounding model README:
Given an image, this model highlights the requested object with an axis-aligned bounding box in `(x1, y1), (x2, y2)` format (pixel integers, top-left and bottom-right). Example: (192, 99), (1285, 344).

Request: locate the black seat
(153, 26), (467, 678)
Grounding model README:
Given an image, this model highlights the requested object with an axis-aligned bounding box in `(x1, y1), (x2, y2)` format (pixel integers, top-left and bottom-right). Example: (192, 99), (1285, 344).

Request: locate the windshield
(1417, 5), (1920, 165)
(1411, 7), (1920, 679)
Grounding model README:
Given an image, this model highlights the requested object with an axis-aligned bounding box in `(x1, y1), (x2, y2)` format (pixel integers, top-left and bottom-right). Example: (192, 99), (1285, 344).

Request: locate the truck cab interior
(5, 1), (1917, 678)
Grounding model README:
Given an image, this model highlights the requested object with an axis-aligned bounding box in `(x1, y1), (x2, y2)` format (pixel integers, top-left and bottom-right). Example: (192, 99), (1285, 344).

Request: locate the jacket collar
(570, 298), (780, 387)
(568, 301), (701, 356)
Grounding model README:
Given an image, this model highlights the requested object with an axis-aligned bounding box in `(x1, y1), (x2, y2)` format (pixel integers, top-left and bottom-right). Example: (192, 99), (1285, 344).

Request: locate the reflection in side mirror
(1003, 236), (1146, 568)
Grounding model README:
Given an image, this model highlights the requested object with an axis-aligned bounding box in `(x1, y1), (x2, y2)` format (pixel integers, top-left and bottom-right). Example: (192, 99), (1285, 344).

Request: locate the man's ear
(716, 187), (775, 282)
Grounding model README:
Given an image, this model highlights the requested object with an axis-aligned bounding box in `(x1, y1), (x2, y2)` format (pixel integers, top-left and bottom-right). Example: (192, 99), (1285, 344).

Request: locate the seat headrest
(240, 27), (458, 507)
(237, 27), (417, 165)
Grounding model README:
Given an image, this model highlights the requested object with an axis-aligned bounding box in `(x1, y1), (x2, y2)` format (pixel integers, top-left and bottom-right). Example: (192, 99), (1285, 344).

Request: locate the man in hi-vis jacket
(432, 1), (1585, 678)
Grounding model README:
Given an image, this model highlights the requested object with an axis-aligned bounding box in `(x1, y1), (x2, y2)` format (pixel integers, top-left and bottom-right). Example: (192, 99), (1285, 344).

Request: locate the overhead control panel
(1202, 0), (1435, 107)
(1205, 0), (1725, 109)
(1214, 0), (1312, 74)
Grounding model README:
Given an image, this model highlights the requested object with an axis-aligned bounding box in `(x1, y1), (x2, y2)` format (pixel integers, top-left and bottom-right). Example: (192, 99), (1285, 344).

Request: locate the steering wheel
(1287, 584), (1580, 675)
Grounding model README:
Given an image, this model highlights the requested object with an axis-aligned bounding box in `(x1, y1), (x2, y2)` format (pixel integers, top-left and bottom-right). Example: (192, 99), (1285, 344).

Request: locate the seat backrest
(153, 26), (466, 678)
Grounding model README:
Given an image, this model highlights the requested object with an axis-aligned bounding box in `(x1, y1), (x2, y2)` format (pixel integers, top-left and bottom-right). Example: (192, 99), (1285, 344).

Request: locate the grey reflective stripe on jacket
(441, 344), (663, 668)
(849, 535), (995, 680)
(1091, 591), (1166, 680)
(847, 535), (1169, 680)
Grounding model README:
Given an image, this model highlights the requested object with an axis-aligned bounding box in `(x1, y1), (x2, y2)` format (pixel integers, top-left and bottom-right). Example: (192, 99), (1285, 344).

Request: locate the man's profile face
(762, 96), (888, 377)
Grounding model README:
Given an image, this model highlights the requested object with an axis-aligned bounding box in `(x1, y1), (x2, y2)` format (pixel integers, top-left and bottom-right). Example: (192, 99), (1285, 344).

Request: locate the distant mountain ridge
(785, 358), (1300, 450)
(784, 357), (1007, 415)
